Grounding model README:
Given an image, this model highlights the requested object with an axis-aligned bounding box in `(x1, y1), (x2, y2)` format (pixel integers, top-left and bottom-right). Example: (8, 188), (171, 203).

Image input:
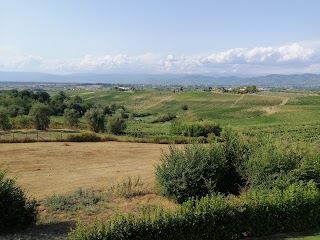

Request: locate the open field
(0, 142), (168, 199)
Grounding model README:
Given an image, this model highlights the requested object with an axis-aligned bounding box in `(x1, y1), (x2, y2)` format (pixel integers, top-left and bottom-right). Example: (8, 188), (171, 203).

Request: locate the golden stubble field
(0, 141), (169, 200)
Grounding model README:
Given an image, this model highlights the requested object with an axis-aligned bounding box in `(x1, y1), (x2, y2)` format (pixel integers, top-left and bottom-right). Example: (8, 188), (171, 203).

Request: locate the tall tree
(29, 103), (51, 130)
(84, 108), (105, 133)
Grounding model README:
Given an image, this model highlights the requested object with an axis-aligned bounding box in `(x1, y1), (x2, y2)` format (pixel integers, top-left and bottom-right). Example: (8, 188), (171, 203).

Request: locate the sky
(1, 0), (320, 76)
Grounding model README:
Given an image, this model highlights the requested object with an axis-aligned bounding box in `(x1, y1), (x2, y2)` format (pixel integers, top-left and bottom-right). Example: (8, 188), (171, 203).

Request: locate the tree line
(0, 90), (126, 134)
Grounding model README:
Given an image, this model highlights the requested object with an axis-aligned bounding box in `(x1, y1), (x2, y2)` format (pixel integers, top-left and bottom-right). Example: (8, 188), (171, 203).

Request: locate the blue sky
(1, 0), (320, 75)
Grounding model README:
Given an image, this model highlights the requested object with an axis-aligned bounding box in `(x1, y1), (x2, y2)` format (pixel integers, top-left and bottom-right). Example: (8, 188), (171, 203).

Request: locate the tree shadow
(245, 228), (320, 240)
(0, 221), (75, 240)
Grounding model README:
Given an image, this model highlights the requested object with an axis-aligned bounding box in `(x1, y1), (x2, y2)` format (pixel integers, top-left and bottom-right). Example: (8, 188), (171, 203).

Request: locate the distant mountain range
(1, 71), (320, 88)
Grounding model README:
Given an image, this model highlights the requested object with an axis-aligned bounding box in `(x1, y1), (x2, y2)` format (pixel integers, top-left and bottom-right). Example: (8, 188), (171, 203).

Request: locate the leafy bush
(69, 181), (320, 240)
(0, 107), (12, 130)
(84, 108), (106, 133)
(66, 132), (101, 142)
(156, 128), (247, 203)
(171, 121), (221, 137)
(0, 170), (38, 233)
(151, 113), (176, 123)
(11, 115), (33, 129)
(107, 115), (126, 135)
(29, 103), (51, 130)
(244, 136), (320, 189)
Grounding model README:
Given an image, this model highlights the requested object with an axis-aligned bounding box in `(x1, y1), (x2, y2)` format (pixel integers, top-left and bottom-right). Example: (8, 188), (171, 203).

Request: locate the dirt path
(231, 94), (245, 107)
(144, 95), (174, 110)
(263, 97), (290, 115)
(0, 142), (168, 199)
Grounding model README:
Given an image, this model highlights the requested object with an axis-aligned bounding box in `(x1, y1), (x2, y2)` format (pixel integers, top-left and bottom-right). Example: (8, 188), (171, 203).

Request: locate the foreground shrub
(156, 128), (247, 203)
(244, 136), (320, 189)
(69, 181), (320, 240)
(0, 170), (38, 233)
(170, 121), (221, 137)
(66, 132), (101, 142)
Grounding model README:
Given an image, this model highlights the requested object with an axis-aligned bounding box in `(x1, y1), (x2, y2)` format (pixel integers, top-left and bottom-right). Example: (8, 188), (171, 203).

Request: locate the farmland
(1, 88), (320, 239)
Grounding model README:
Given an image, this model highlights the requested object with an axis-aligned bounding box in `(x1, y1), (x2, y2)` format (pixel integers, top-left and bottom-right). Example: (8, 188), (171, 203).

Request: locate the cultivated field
(0, 142), (168, 199)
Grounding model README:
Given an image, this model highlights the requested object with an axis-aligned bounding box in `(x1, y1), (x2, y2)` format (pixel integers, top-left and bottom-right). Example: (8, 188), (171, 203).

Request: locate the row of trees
(0, 90), (127, 135)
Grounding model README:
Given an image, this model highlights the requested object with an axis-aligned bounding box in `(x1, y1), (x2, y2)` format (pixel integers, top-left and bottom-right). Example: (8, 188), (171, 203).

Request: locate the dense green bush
(107, 115), (126, 135)
(244, 136), (320, 189)
(0, 170), (38, 233)
(69, 181), (320, 240)
(84, 108), (106, 133)
(66, 132), (101, 142)
(151, 113), (176, 123)
(156, 128), (247, 203)
(170, 121), (221, 137)
(29, 103), (51, 130)
(0, 107), (12, 130)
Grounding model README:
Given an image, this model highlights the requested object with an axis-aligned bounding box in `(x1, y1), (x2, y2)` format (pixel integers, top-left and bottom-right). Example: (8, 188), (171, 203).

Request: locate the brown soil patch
(0, 142), (168, 200)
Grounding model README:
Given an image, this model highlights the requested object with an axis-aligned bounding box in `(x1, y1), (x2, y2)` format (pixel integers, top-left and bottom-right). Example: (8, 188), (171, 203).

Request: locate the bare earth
(0, 142), (168, 200)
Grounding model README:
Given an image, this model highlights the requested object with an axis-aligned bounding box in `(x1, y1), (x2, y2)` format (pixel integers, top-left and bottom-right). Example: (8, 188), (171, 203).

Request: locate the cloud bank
(1, 42), (320, 75)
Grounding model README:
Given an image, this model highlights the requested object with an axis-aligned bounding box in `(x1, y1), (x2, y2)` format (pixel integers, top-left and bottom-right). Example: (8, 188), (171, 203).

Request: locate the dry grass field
(0, 142), (177, 239)
(0, 142), (168, 199)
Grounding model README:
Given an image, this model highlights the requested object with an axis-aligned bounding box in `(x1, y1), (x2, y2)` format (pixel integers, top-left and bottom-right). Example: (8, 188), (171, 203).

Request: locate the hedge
(69, 181), (320, 240)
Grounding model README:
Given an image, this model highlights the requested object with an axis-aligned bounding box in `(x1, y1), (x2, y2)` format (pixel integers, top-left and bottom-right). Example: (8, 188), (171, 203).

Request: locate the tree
(29, 103), (51, 130)
(107, 115), (126, 135)
(63, 108), (80, 128)
(0, 107), (12, 130)
(84, 108), (105, 133)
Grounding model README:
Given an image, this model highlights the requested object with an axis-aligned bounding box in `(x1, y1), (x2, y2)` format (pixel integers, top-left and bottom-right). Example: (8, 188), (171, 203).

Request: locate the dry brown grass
(0, 142), (178, 239)
(0, 142), (168, 200)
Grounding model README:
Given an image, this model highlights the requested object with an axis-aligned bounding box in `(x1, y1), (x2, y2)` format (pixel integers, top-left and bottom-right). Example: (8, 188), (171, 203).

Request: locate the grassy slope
(65, 90), (320, 141)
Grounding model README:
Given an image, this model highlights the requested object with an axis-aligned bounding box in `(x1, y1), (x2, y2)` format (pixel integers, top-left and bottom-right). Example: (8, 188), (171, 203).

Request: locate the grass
(43, 188), (106, 213)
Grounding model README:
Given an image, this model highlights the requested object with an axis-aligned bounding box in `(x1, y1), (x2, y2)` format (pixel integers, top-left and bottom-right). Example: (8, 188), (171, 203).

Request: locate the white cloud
(0, 42), (320, 75)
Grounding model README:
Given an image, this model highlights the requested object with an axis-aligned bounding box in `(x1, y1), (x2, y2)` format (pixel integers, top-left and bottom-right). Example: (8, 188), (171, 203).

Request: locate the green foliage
(44, 188), (104, 212)
(11, 115), (33, 129)
(69, 181), (320, 240)
(84, 108), (106, 133)
(156, 128), (247, 203)
(170, 121), (221, 137)
(29, 103), (51, 130)
(66, 132), (101, 142)
(0, 107), (12, 130)
(63, 108), (80, 128)
(244, 136), (320, 189)
(106, 115), (126, 135)
(151, 113), (176, 123)
(0, 170), (38, 233)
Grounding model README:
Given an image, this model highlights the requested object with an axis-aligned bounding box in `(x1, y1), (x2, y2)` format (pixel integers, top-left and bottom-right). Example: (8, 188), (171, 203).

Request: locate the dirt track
(0, 142), (168, 199)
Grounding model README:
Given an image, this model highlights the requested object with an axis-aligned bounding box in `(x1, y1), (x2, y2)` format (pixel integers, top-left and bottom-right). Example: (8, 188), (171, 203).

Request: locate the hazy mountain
(1, 71), (320, 88)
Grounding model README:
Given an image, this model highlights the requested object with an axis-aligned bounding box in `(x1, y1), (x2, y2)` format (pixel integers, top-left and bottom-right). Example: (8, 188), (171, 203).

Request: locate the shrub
(244, 136), (320, 189)
(181, 104), (188, 110)
(156, 129), (247, 203)
(66, 132), (101, 142)
(11, 115), (33, 129)
(63, 108), (80, 128)
(151, 113), (176, 123)
(69, 181), (320, 240)
(0, 170), (38, 233)
(0, 107), (12, 130)
(29, 103), (51, 130)
(107, 115), (126, 135)
(84, 108), (106, 133)
(170, 121), (221, 137)
(44, 188), (104, 212)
